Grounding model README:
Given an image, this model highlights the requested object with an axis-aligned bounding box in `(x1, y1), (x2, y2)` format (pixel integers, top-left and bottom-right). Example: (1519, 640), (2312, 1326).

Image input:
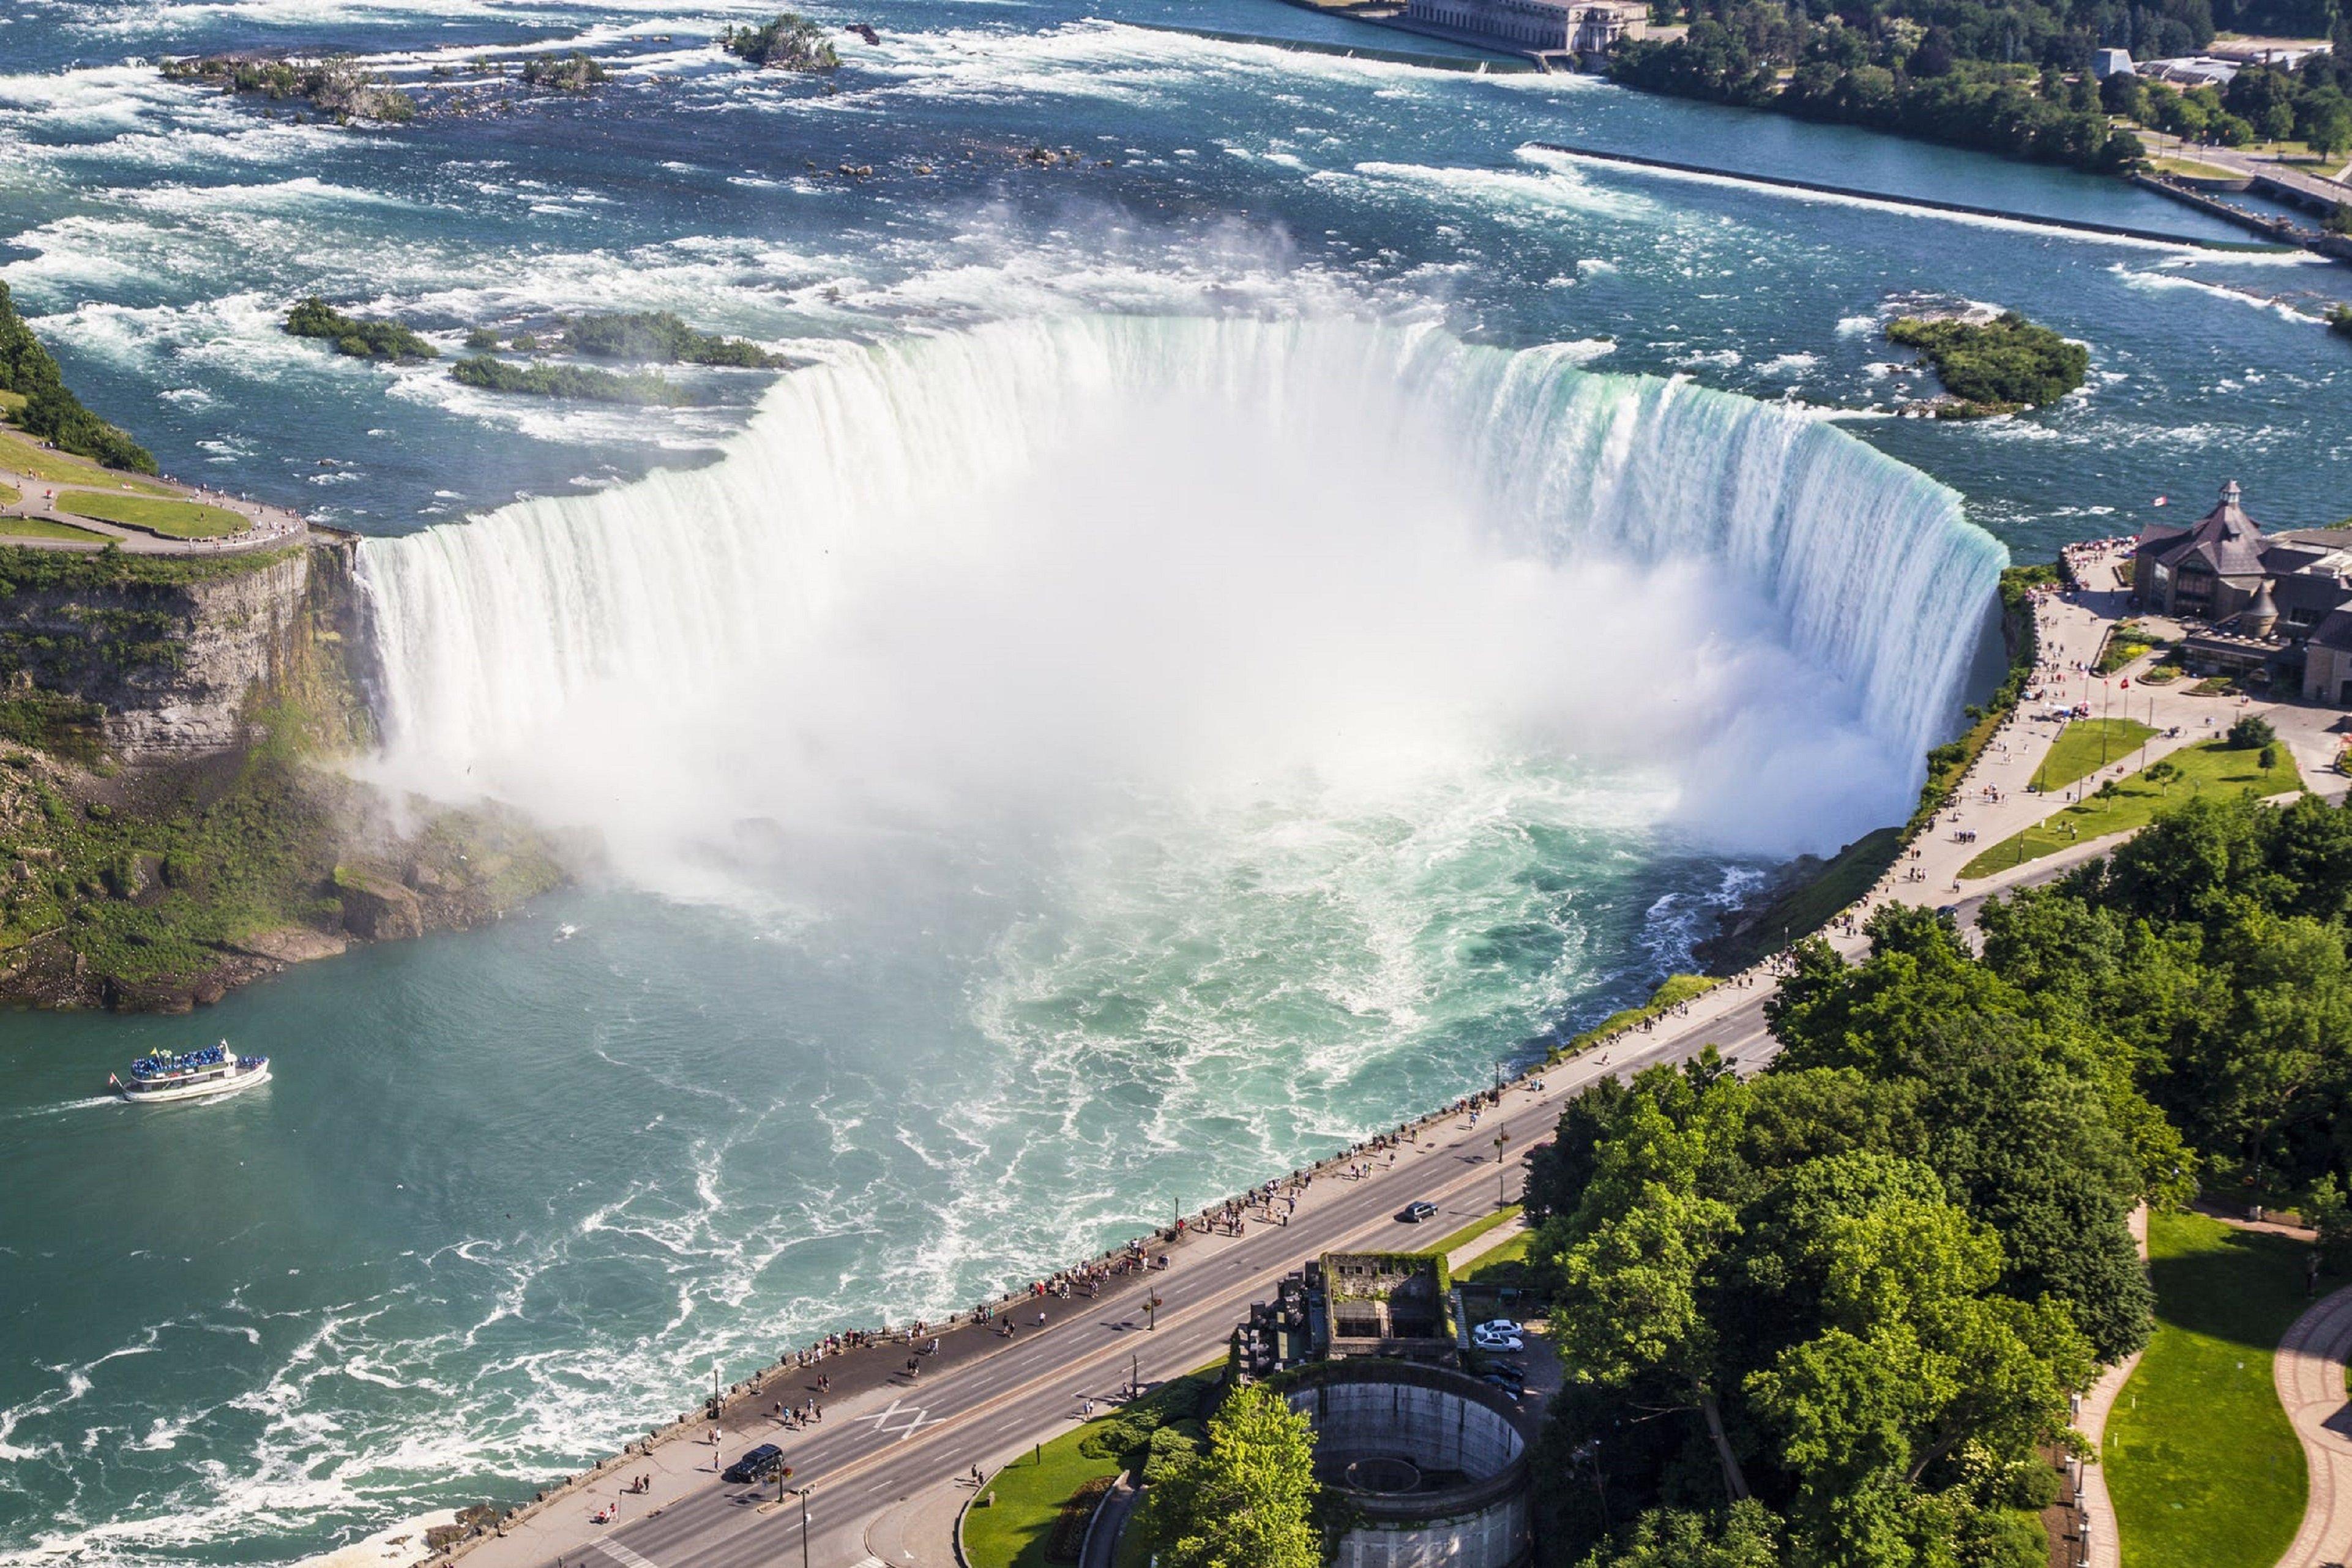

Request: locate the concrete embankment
(1531, 141), (2295, 253)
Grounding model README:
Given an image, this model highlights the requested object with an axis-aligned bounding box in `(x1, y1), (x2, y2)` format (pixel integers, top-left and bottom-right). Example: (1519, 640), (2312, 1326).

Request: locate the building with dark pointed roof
(2125, 482), (2352, 704)
(2131, 481), (2274, 619)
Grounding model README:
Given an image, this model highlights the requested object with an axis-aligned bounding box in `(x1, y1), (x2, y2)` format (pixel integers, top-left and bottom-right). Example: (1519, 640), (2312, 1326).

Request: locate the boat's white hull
(118, 1061), (271, 1104)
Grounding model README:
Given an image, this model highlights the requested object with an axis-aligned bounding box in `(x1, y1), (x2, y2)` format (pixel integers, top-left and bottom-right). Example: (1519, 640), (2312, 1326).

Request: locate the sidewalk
(0, 455), (307, 554)
(2274, 1281), (2352, 1568)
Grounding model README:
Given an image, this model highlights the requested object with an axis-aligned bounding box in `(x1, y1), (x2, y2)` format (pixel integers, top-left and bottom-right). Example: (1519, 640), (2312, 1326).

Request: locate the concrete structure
(1282, 1360), (1534, 1568)
(2093, 47), (2134, 77)
(2129, 480), (2352, 703)
(1402, 0), (1644, 58)
(1322, 1252), (1455, 1359)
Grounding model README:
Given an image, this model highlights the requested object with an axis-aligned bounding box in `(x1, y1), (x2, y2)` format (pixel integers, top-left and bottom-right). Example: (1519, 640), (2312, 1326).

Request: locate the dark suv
(1395, 1201), (1438, 1223)
(722, 1443), (787, 1484)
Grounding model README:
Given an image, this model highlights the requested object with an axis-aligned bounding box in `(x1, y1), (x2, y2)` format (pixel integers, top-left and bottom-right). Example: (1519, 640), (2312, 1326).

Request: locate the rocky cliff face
(0, 544), (320, 763)
(0, 538), (567, 1012)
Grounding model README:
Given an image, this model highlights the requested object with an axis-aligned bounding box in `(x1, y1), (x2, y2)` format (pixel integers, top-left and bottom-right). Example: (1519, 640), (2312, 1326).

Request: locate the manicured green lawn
(1428, 1204), (1521, 1259)
(0, 429), (174, 493)
(2105, 1210), (2309, 1568)
(55, 489), (248, 539)
(1962, 740), (2302, 878)
(2030, 719), (2157, 793)
(965, 1367), (1218, 1568)
(0, 482), (17, 509)
(0, 514), (107, 542)
(1457, 1230), (1533, 1283)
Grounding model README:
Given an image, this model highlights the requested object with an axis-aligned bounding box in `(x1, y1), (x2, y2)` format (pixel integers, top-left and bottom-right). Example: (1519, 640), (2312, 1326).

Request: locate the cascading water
(357, 314), (2003, 889)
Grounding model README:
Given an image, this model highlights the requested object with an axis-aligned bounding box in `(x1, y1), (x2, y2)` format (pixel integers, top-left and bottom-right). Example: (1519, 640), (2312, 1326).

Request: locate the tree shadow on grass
(2146, 1221), (2311, 1353)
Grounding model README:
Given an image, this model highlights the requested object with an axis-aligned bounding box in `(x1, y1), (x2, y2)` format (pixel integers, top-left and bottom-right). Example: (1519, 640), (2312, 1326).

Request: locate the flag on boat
(106, 1072), (120, 1089)
(2153, 496), (2169, 506)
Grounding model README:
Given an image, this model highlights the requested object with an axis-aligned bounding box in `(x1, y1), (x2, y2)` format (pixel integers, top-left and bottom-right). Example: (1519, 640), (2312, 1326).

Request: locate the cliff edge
(0, 538), (566, 1011)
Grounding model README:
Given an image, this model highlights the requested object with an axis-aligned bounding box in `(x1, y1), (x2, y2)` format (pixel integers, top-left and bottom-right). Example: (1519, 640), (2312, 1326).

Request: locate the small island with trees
(721, 13), (842, 72)
(283, 298), (438, 362)
(159, 54), (417, 124)
(1884, 310), (2090, 417)
(277, 301), (785, 405)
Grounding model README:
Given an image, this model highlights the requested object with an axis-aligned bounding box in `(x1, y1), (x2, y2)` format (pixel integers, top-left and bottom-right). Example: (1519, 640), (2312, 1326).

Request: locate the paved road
(464, 992), (1780, 1568)
(2275, 1282), (2352, 1568)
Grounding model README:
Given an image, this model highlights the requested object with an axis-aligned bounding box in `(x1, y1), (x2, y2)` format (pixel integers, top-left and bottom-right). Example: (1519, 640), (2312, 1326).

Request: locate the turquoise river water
(1, 1), (2348, 1562)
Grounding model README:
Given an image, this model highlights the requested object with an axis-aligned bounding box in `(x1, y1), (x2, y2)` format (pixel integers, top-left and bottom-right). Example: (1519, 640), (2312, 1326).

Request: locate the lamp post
(1493, 1127), (1510, 1205)
(783, 1484), (812, 1568)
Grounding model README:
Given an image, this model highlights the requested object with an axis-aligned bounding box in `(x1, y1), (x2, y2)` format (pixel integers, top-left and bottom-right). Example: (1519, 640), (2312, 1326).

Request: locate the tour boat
(108, 1041), (271, 1104)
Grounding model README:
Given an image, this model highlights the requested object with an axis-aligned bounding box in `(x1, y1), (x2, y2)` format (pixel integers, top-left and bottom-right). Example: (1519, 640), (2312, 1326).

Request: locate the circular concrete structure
(1280, 1361), (1533, 1568)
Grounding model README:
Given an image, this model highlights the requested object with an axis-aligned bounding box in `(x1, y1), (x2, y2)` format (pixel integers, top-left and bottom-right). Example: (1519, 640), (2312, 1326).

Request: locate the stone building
(2127, 480), (2352, 703)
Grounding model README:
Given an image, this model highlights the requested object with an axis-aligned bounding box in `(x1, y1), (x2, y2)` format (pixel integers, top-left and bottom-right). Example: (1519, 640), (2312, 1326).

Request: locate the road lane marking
(849, 1398), (939, 1441)
(596, 1542), (660, 1568)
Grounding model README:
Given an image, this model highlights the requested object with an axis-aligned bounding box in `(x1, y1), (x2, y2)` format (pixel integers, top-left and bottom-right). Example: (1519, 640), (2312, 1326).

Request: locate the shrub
(518, 51), (607, 91)
(2230, 714), (2279, 749)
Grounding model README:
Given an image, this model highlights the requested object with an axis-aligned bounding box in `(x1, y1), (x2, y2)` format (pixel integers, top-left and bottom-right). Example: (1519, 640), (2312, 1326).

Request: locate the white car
(1471, 1329), (1523, 1352)
(1476, 1319), (1521, 1336)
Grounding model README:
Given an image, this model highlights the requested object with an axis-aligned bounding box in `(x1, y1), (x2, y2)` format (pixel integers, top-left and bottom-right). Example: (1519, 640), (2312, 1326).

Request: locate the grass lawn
(965, 1367), (1219, 1568)
(2030, 719), (2158, 793)
(0, 482), (17, 508)
(0, 429), (173, 493)
(1458, 1230), (1533, 1283)
(2151, 154), (2250, 180)
(1962, 740), (2301, 878)
(2104, 1210), (2309, 1568)
(1557, 973), (1717, 1058)
(0, 514), (108, 542)
(55, 490), (248, 540)
(1428, 1204), (1521, 1259)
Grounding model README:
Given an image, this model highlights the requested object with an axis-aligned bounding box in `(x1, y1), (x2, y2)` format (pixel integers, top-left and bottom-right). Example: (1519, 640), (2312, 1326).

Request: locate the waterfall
(355, 315), (2004, 868)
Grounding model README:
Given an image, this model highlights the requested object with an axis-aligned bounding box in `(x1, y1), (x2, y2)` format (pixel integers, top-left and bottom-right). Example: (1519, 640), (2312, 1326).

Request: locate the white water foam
(355, 313), (2003, 891)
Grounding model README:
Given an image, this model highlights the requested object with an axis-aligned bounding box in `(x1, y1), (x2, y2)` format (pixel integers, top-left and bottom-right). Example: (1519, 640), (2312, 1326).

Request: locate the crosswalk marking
(597, 1540), (660, 1568)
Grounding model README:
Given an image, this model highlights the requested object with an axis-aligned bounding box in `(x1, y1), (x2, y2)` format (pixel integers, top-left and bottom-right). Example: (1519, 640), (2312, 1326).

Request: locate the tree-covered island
(283, 298), (439, 362)
(1884, 310), (2089, 416)
(721, 13), (843, 72)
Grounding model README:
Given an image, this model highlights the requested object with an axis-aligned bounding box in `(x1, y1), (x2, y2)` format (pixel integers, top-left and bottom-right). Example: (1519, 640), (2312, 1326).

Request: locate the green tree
(1578, 1499), (1782, 1566)
(1137, 1381), (1321, 1568)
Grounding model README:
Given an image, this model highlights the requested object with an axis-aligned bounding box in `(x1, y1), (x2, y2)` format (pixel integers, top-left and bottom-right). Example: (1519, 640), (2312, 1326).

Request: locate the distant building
(2206, 38), (2333, 70)
(2138, 54), (2241, 87)
(2093, 48), (2135, 77)
(1402, 0), (1646, 58)
(2129, 480), (2352, 703)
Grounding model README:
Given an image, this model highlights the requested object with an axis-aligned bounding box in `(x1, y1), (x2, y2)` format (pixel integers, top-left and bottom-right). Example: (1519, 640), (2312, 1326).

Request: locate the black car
(1395, 1201), (1438, 1223)
(1479, 1373), (1526, 1398)
(722, 1443), (786, 1484)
